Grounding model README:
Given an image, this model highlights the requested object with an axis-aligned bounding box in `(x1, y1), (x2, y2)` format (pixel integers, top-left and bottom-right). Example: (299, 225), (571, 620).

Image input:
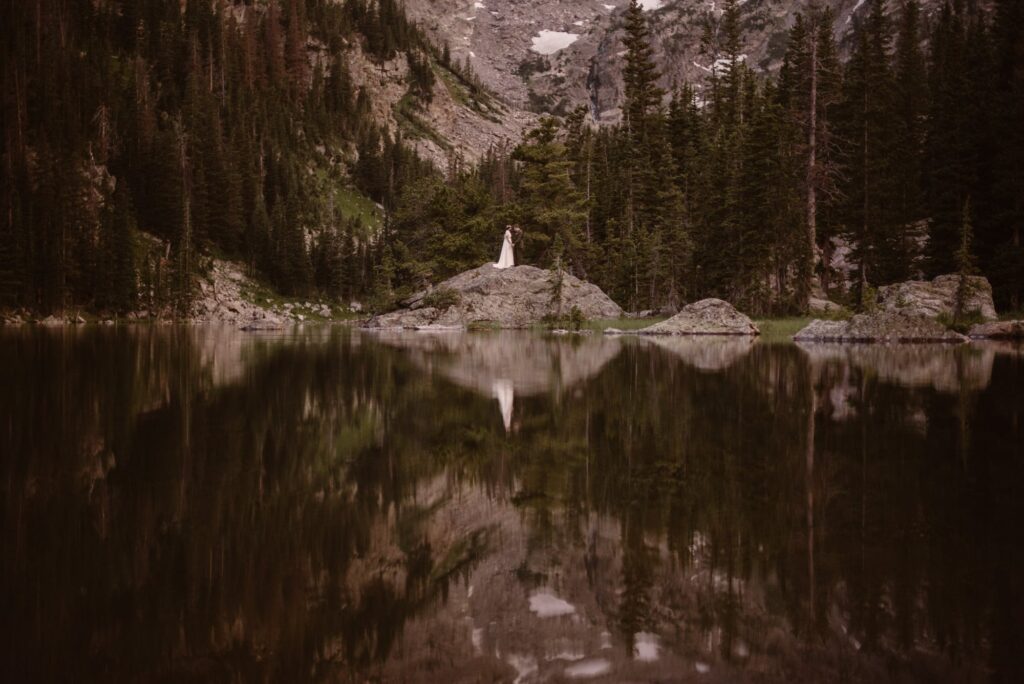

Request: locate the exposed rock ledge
(634, 299), (759, 336)
(794, 312), (966, 343)
(366, 264), (623, 329)
(877, 274), (997, 321)
(968, 320), (1024, 340)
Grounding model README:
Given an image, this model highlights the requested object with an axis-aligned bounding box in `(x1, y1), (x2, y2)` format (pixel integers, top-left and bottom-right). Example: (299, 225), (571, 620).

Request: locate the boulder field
(366, 264), (623, 329)
(795, 274), (1018, 343)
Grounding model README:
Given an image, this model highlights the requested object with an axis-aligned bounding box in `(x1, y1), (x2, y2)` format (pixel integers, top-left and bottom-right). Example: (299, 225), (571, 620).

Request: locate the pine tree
(513, 118), (586, 270)
(989, 0), (1024, 309)
(839, 0), (903, 308)
(891, 0), (928, 259)
(780, 5), (842, 311)
(954, 198), (978, 323)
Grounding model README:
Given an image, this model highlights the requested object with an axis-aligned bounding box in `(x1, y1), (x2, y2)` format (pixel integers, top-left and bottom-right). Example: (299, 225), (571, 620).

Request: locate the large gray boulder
(367, 264), (623, 329)
(636, 298), (759, 336)
(794, 311), (966, 343)
(877, 274), (997, 321)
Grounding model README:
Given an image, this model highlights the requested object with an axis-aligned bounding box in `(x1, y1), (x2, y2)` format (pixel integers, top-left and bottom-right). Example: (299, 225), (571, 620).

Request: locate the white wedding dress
(494, 229), (515, 269)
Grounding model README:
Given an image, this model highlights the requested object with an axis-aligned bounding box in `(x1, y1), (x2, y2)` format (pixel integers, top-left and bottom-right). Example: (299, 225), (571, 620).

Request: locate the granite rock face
(367, 264), (623, 329)
(636, 299), (759, 336)
(877, 274), (997, 321)
(794, 311), (967, 343)
(968, 320), (1024, 340)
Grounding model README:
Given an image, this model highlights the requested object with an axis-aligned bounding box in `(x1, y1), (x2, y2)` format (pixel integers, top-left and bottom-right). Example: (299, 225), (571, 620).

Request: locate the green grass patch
(755, 317), (814, 342)
(583, 317), (668, 331)
(334, 185), (382, 234)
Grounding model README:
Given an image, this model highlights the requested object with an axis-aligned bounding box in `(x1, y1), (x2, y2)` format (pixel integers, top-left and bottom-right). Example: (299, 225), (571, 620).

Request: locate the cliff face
(402, 0), (951, 125)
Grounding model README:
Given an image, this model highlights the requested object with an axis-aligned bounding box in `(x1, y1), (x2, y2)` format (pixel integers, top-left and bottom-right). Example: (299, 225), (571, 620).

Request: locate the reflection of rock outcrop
(372, 330), (623, 397)
(798, 343), (994, 394)
(645, 335), (755, 371)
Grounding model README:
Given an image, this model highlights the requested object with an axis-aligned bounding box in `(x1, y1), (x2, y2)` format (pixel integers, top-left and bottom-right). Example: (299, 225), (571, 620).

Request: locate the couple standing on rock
(494, 224), (522, 270)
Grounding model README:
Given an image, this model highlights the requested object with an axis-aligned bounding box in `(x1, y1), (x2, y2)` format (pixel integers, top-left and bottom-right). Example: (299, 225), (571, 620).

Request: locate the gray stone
(367, 264), (623, 329)
(968, 320), (1024, 340)
(636, 299), (759, 336)
(808, 297), (844, 315)
(877, 274), (997, 321)
(794, 311), (967, 343)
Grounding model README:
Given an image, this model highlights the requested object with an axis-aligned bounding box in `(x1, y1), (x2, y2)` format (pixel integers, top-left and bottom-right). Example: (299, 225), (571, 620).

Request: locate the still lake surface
(1, 326), (1021, 682)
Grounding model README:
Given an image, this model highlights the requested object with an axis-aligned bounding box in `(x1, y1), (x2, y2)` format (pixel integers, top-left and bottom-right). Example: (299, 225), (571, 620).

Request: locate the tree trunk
(804, 33), (818, 313)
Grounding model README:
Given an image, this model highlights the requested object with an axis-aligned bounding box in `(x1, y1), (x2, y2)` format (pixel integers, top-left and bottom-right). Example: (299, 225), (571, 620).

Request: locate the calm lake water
(1, 326), (1021, 682)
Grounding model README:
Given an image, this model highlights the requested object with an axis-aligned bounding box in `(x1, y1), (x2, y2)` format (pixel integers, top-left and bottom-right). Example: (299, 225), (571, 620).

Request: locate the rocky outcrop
(968, 320), (1024, 340)
(190, 259), (356, 328)
(190, 261), (286, 327)
(808, 296), (845, 315)
(403, 0), (934, 129)
(794, 312), (966, 343)
(635, 299), (759, 336)
(877, 274), (998, 321)
(366, 264), (623, 329)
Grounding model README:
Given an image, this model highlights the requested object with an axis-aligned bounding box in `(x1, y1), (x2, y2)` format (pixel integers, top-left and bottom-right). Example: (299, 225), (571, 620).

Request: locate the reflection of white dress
(494, 229), (515, 269)
(492, 378), (514, 432)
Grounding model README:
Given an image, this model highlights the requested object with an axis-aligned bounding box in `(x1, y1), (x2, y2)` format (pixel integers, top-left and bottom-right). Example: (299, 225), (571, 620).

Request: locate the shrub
(938, 309), (986, 334)
(422, 287), (461, 311)
(569, 306), (585, 330)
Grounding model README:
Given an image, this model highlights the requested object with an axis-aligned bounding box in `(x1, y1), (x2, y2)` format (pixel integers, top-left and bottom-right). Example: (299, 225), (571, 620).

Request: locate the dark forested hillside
(0, 0), (444, 316)
(388, 0), (1023, 316)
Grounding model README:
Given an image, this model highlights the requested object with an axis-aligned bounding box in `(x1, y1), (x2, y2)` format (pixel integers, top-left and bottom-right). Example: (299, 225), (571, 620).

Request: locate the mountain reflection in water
(1, 327), (1021, 682)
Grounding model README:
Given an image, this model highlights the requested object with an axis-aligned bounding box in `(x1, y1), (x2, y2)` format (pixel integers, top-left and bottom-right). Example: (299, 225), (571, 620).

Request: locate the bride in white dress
(494, 225), (515, 269)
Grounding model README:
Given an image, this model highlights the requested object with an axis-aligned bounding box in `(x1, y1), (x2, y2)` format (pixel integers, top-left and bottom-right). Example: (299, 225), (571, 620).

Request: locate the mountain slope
(404, 0), (954, 122)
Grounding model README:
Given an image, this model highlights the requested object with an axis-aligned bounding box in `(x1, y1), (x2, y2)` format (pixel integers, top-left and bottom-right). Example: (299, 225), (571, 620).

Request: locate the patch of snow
(474, 1), (486, 7)
(599, 631), (613, 649)
(634, 632), (660, 661)
(696, 661), (711, 674)
(565, 658), (612, 679)
(470, 51), (476, 57)
(693, 54), (746, 74)
(574, 20), (586, 26)
(603, 4), (616, 10)
(529, 589), (576, 617)
(640, 0), (664, 9)
(530, 30), (580, 55)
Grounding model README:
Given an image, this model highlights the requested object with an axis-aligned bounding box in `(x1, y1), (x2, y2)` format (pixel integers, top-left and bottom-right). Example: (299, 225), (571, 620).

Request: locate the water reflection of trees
(1, 329), (1020, 681)
(505, 342), (1022, 681)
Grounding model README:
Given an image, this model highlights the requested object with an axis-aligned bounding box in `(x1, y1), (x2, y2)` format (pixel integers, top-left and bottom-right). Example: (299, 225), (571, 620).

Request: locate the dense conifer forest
(1, 0), (1021, 317)
(1, 0), (440, 315)
(390, 0), (1022, 316)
